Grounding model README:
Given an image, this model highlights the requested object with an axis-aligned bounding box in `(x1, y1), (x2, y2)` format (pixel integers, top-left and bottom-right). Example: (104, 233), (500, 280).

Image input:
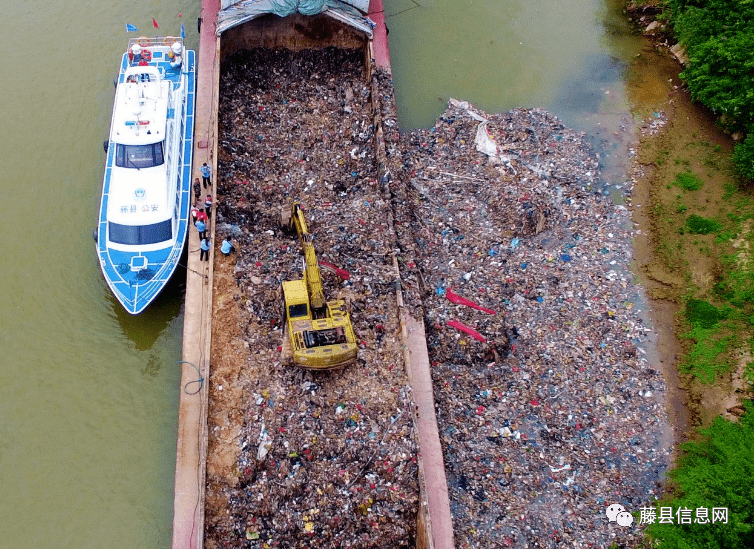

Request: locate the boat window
(115, 142), (165, 169)
(109, 219), (172, 245)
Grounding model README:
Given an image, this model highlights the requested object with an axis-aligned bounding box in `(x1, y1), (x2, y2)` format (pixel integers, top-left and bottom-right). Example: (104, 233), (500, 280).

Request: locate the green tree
(663, 0), (754, 179)
(646, 401), (754, 547)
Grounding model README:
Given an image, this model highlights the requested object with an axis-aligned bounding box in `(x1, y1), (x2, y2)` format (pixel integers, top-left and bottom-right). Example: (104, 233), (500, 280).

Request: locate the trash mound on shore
(205, 48), (419, 549)
(392, 100), (671, 547)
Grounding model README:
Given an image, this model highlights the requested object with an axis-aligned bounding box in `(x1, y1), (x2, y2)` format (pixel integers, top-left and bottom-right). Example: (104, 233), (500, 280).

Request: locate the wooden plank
(171, 0), (221, 547)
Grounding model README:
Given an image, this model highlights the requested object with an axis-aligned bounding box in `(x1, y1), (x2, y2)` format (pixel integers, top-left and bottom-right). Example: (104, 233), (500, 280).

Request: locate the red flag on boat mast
(152, 18), (159, 29)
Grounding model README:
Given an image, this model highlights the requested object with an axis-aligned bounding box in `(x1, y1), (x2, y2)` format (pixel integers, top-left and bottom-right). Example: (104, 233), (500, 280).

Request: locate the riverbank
(624, 8), (754, 545)
(626, 1), (754, 434)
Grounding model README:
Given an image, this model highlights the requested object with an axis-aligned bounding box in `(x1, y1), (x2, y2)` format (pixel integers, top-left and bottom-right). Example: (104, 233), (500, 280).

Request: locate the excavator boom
(288, 204), (325, 310)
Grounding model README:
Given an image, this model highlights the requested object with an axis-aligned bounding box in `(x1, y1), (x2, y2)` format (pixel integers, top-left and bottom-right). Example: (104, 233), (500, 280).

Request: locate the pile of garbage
(205, 48), (419, 549)
(392, 101), (671, 547)
(207, 45), (670, 549)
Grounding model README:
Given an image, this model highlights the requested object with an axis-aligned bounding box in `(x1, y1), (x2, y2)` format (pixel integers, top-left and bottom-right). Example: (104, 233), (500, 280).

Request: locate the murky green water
(384, 0), (644, 190)
(0, 0), (649, 546)
(0, 1), (198, 547)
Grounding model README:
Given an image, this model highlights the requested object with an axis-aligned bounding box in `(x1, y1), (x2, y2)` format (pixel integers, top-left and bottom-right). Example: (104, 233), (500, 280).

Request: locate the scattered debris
(205, 47), (419, 549)
(205, 45), (670, 549)
(392, 99), (671, 548)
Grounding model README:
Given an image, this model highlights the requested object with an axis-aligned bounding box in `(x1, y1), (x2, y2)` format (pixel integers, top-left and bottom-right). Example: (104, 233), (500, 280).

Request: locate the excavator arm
(287, 203), (325, 310)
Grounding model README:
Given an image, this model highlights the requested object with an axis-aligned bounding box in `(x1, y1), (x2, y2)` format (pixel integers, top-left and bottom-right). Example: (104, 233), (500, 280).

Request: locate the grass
(715, 265), (754, 309)
(681, 326), (735, 382)
(686, 298), (725, 328)
(680, 299), (735, 381)
(686, 214), (720, 234)
(673, 170), (704, 191)
(645, 401), (754, 547)
(646, 139), (754, 387)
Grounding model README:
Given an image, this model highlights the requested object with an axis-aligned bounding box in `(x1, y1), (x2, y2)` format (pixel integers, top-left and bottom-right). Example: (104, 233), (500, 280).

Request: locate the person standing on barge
(200, 163), (211, 188)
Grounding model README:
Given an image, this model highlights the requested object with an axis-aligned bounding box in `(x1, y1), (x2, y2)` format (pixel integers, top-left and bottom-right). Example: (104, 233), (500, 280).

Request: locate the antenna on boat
(133, 108), (142, 135)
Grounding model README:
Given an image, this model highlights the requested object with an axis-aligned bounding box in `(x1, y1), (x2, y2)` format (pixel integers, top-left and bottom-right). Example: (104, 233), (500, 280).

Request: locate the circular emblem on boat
(134, 188), (146, 201)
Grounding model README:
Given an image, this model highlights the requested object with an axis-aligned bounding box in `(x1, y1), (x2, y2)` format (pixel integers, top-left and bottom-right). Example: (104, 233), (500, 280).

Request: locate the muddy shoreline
(627, 3), (751, 436)
(626, 47), (691, 443)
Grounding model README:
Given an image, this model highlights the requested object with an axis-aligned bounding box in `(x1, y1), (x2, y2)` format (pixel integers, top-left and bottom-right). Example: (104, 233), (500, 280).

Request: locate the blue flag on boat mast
(180, 22), (185, 39)
(126, 23), (138, 32)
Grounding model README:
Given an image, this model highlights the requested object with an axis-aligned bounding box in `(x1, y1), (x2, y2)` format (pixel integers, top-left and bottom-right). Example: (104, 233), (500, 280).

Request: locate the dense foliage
(664, 0), (754, 180)
(645, 401), (754, 548)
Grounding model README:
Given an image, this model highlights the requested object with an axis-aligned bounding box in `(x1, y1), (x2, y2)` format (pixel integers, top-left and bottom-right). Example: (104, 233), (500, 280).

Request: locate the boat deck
(117, 48), (195, 89)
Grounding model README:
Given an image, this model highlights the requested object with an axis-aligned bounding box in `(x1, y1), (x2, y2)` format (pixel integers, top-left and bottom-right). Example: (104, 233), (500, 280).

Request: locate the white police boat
(96, 37), (196, 314)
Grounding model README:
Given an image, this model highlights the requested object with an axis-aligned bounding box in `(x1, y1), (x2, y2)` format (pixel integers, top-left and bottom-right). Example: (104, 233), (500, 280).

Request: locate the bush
(732, 133), (754, 181)
(664, 0), (754, 181)
(645, 401), (754, 548)
(686, 299), (722, 329)
(723, 269), (754, 309)
(681, 31), (754, 127)
(686, 215), (720, 234)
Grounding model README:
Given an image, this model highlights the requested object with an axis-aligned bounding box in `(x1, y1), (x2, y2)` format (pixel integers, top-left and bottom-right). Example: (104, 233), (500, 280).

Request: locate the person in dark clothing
(204, 194), (213, 220)
(193, 177), (201, 200)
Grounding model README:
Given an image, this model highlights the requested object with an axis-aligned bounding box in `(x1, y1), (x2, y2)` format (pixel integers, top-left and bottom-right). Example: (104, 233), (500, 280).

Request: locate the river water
(0, 0), (649, 547)
(385, 0), (648, 191)
(0, 1), (199, 547)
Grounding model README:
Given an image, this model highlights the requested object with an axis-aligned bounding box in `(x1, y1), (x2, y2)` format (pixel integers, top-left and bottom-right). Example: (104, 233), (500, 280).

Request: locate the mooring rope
(177, 360), (205, 395)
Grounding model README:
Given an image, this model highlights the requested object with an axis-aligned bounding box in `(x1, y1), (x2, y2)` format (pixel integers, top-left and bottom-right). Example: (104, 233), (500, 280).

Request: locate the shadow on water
(109, 257), (186, 352)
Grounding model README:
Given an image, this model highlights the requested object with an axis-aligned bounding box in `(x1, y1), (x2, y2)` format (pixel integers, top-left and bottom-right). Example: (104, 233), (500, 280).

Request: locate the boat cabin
(111, 66), (169, 147)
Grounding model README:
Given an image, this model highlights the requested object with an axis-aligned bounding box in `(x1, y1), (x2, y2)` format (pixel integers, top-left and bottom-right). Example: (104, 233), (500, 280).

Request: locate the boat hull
(96, 44), (196, 315)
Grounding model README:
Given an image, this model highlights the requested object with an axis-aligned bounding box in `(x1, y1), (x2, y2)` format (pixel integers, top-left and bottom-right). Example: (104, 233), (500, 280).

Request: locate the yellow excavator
(281, 202), (358, 369)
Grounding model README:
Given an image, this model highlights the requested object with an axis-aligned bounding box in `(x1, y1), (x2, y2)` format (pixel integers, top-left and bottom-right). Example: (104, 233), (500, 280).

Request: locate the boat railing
(128, 36), (184, 51)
